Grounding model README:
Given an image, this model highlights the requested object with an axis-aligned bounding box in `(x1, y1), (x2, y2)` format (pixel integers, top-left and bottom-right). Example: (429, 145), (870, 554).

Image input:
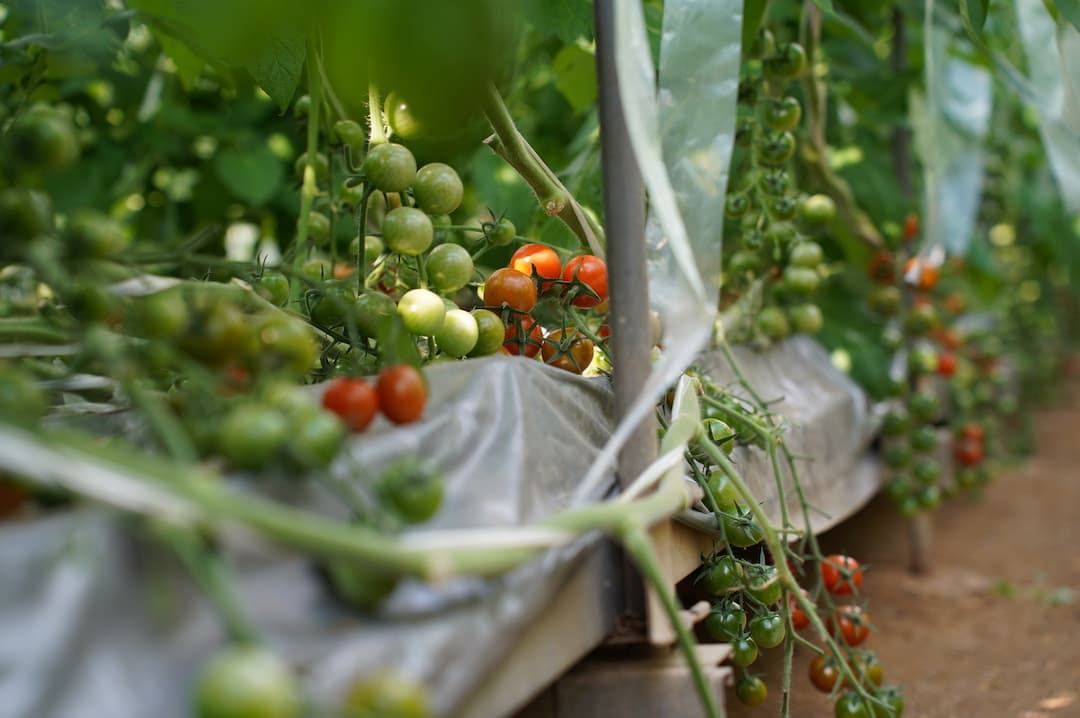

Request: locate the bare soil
(728, 388), (1080, 718)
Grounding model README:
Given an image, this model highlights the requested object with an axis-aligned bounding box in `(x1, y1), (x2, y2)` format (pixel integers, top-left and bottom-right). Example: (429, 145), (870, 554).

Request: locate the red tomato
(808, 654), (839, 693)
(483, 268), (537, 313)
(829, 605), (870, 646)
(903, 213), (919, 240)
(866, 251), (895, 284)
(820, 554), (863, 595)
(954, 439), (984, 467)
(790, 589), (811, 630)
(540, 329), (594, 374)
(510, 243), (562, 293)
(333, 263), (355, 279)
(904, 257), (939, 291)
(377, 365), (427, 425)
(943, 293), (966, 315)
(937, 351), (957, 377)
(323, 377), (380, 432)
(503, 316), (543, 357)
(562, 255), (609, 308)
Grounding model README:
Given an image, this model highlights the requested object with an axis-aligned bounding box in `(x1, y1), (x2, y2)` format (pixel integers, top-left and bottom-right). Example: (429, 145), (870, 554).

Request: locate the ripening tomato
(866, 251), (895, 284)
(510, 243), (562, 293)
(377, 365), (426, 425)
(503, 316), (543, 357)
(540, 329), (594, 374)
(790, 589), (811, 630)
(937, 352), (957, 377)
(943, 293), (967, 315)
(322, 377), (380, 432)
(809, 654), (839, 693)
(903, 213), (919, 240)
(904, 257), (939, 291)
(821, 554), (863, 595)
(483, 268), (537, 313)
(562, 255), (609, 308)
(958, 422), (984, 443)
(829, 605), (870, 646)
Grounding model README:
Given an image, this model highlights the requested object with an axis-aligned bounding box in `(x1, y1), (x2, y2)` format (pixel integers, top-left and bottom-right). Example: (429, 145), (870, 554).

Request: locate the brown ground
(728, 385), (1080, 718)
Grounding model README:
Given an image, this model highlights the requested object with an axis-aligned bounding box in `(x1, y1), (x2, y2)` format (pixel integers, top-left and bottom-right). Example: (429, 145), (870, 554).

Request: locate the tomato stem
(293, 36), (323, 296)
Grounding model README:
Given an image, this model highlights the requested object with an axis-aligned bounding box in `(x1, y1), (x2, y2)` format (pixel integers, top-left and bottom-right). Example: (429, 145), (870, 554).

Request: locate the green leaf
(741, 0), (768, 53)
(813, 0), (835, 11)
(214, 147), (285, 206)
(521, 0), (593, 43)
(245, 31), (305, 112)
(552, 44), (597, 113)
(959, 0), (990, 38)
(1054, 0), (1080, 32)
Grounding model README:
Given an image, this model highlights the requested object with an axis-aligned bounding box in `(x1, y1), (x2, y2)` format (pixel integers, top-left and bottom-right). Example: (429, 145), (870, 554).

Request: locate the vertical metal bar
(594, 0), (658, 489)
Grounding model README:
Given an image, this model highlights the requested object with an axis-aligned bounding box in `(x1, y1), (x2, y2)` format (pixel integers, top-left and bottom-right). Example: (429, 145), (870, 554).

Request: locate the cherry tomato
(344, 673), (430, 718)
(913, 458), (941, 484)
(256, 272), (291, 307)
(383, 207), (433, 256)
(468, 309), (505, 356)
(67, 209), (129, 258)
(765, 42), (807, 79)
(866, 251), (896, 284)
(782, 266), (820, 294)
(332, 119), (366, 152)
(490, 217), (516, 246)
(934, 351), (956, 377)
(757, 307), (790, 340)
(426, 243), (474, 294)
(288, 410), (347, 470)
(763, 96), (802, 132)
(867, 285), (901, 316)
(0, 188), (53, 245)
(540, 328), (594, 373)
(788, 303), (823, 335)
(354, 291), (398, 338)
(377, 457), (444, 524)
(562, 255), (609, 308)
(758, 131), (796, 166)
(323, 378), (380, 432)
(730, 637), (759, 667)
(909, 425), (938, 453)
(790, 241), (824, 268)
(503, 316), (543, 357)
(830, 605), (870, 646)
(484, 268), (537, 313)
(908, 391), (940, 421)
(705, 471), (741, 512)
(943, 293), (966, 316)
(736, 675), (768, 707)
(954, 439), (984, 466)
(821, 554), (863, 595)
(809, 654), (839, 693)
(434, 309), (479, 357)
(363, 143), (417, 193)
(510, 243), (562, 293)
(725, 194), (751, 220)
(194, 646), (299, 718)
(790, 589), (811, 630)
(856, 655), (885, 687)
(703, 604), (747, 641)
(958, 422), (985, 443)
(800, 194), (836, 224)
(721, 510), (765, 547)
(749, 612), (786, 648)
(746, 564), (782, 605)
(835, 691), (872, 718)
(397, 288), (446, 335)
(902, 213), (919, 240)
(917, 484), (942, 510)
(255, 315), (319, 377)
(377, 365), (427, 424)
(294, 152), (329, 183)
(413, 162), (463, 215)
(770, 196), (800, 221)
(699, 555), (745, 595)
(871, 688), (904, 717)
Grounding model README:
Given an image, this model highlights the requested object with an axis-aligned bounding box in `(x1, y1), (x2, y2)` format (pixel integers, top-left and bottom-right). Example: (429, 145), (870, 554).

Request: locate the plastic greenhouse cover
(1015, 0), (1080, 213)
(0, 336), (890, 718)
(574, 0), (740, 502)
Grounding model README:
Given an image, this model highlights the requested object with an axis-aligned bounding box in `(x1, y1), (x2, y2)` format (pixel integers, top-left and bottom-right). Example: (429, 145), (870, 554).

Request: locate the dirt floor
(728, 386), (1080, 718)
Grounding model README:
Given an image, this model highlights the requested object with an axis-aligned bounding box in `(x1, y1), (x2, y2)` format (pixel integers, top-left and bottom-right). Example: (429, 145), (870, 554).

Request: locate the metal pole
(594, 0), (657, 488)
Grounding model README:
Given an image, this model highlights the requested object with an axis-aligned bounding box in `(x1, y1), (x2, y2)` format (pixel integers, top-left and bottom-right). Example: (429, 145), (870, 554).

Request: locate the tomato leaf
(1052, 0), (1080, 32)
(214, 147), (285, 207)
(245, 30), (305, 112)
(521, 0), (593, 43)
(741, 0), (769, 54)
(552, 44), (597, 113)
(958, 0), (990, 38)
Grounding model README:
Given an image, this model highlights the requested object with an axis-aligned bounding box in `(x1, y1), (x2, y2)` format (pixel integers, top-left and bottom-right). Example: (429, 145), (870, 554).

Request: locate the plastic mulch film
(912, 27), (992, 259)
(574, 0), (741, 502)
(1015, 0), (1080, 213)
(678, 337), (883, 537)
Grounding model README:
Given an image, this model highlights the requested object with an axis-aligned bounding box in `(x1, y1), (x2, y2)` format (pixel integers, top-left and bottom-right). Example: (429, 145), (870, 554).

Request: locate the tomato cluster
(323, 365), (427, 432)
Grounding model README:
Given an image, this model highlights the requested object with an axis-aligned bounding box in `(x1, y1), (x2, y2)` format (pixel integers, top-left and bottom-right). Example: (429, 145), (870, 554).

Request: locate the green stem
(368, 85), (386, 144)
(293, 36), (323, 293)
(481, 83), (605, 253)
(123, 379), (197, 463)
(623, 527), (721, 718)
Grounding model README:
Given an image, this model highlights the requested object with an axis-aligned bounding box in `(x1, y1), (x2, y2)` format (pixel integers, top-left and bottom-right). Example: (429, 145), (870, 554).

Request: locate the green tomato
(0, 188), (53, 246)
(363, 143), (417, 193)
(288, 410), (346, 470)
(782, 266), (820, 294)
(884, 444), (912, 469)
(788, 304), (823, 335)
(728, 249), (761, 275)
(757, 306), (791, 340)
(0, 367), (47, 426)
(769, 196), (799, 221)
(722, 510), (765, 547)
(871, 690), (904, 718)
(868, 285), (902, 316)
(489, 218), (516, 246)
(908, 391), (940, 421)
(730, 637), (759, 667)
(725, 194), (751, 221)
(834, 691), (872, 718)
(885, 477), (912, 502)
(294, 151), (329, 184)
(759, 168), (791, 196)
(310, 282), (358, 328)
(765, 222), (797, 247)
(765, 42), (807, 79)
(293, 95), (311, 117)
(745, 564), (782, 605)
(323, 560), (400, 611)
(800, 194), (836, 224)
(468, 309), (505, 356)
(413, 163), (464, 215)
(10, 108), (79, 172)
(256, 272), (291, 307)
(219, 404), (289, 470)
(194, 646), (299, 718)
(910, 425), (938, 453)
(383, 207), (433, 256)
(254, 315), (318, 377)
(736, 675), (768, 707)
(916, 484), (942, 510)
(913, 458), (941, 485)
(789, 241), (823, 268)
(705, 472), (741, 513)
(434, 308), (479, 357)
(882, 409), (910, 437)
(763, 96), (802, 132)
(333, 119), (366, 152)
(303, 211), (332, 245)
(397, 288), (446, 335)
(134, 289), (190, 339)
(757, 131), (796, 166)
(354, 291), (398, 338)
(65, 281), (116, 323)
(66, 209), (129, 258)
(703, 604), (747, 641)
(702, 418), (736, 453)
(301, 256), (332, 281)
(749, 612), (786, 648)
(699, 555), (744, 595)
(349, 234), (385, 263)
(426, 243), (474, 293)
(377, 457), (444, 524)
(344, 673), (431, 718)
